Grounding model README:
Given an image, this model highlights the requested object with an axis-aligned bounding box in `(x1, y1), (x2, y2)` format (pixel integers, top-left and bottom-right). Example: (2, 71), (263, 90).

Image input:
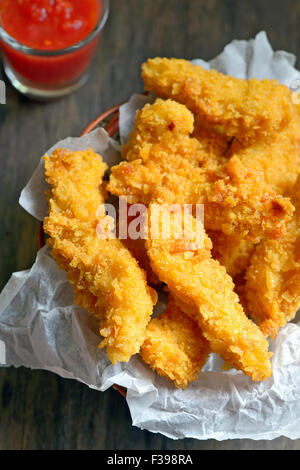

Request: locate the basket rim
(38, 102), (126, 398)
(80, 103), (123, 137)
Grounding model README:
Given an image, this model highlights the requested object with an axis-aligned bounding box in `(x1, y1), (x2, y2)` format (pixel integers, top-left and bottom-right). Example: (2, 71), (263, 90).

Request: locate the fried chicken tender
(208, 231), (255, 278)
(117, 203), (160, 286)
(145, 203), (273, 381)
(245, 176), (300, 338)
(108, 99), (226, 205)
(122, 236), (160, 286)
(140, 297), (210, 389)
(207, 117), (300, 276)
(122, 97), (229, 168)
(159, 157), (294, 242)
(108, 99), (294, 242)
(44, 148), (157, 364)
(142, 58), (295, 143)
(228, 116), (300, 195)
(192, 124), (229, 167)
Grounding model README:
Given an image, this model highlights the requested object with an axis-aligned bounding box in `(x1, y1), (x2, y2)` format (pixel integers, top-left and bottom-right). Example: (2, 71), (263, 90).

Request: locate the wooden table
(0, 0), (299, 450)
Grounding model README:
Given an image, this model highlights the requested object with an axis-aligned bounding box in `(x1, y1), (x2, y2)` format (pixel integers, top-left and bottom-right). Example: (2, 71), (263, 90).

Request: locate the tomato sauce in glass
(0, 0), (103, 86)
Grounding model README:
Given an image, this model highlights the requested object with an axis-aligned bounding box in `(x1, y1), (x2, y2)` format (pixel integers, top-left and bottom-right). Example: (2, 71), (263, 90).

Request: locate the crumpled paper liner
(1, 31), (300, 440)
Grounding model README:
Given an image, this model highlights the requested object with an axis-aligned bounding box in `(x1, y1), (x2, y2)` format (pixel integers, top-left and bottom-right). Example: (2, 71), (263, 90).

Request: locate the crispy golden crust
(41, 55), (300, 389)
(192, 124), (230, 167)
(117, 203), (161, 286)
(149, 168), (294, 244)
(145, 204), (272, 381)
(122, 97), (229, 169)
(228, 116), (300, 195)
(246, 177), (300, 338)
(140, 298), (210, 389)
(207, 113), (300, 283)
(108, 99), (221, 205)
(164, 156), (294, 242)
(121, 98), (195, 161)
(142, 57), (295, 143)
(108, 99), (294, 242)
(122, 236), (160, 286)
(208, 230), (255, 278)
(44, 148), (157, 364)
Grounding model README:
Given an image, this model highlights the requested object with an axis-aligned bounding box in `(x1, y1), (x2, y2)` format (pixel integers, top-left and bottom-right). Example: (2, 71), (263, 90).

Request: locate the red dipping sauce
(0, 0), (109, 98)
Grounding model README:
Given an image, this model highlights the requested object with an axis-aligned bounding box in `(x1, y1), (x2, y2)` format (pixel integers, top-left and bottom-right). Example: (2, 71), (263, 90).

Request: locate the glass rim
(0, 0), (109, 56)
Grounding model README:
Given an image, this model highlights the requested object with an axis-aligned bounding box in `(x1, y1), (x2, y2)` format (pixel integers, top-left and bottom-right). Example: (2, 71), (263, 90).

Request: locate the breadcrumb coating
(140, 297), (210, 389)
(108, 99), (223, 205)
(108, 99), (294, 242)
(44, 148), (157, 364)
(192, 124), (230, 167)
(208, 231), (255, 278)
(41, 55), (300, 389)
(158, 157), (294, 242)
(228, 116), (300, 195)
(122, 236), (160, 286)
(142, 57), (295, 143)
(145, 204), (272, 381)
(246, 176), (300, 338)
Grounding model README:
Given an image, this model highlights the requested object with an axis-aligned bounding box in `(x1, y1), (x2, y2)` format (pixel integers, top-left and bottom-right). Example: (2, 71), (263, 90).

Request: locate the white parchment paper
(1, 31), (300, 440)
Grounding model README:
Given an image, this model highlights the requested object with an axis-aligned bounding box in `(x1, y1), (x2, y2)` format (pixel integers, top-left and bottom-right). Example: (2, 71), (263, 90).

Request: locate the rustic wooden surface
(0, 0), (299, 450)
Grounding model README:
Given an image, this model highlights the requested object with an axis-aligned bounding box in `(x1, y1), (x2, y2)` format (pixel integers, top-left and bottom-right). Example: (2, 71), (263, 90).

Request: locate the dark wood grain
(0, 0), (300, 450)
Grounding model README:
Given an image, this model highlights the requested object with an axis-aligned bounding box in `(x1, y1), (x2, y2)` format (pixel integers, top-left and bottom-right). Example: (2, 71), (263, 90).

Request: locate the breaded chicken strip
(140, 297), (210, 389)
(108, 99), (294, 242)
(145, 203), (272, 381)
(142, 58), (295, 143)
(207, 231), (254, 312)
(192, 124), (229, 167)
(208, 110), (300, 282)
(246, 176), (300, 338)
(122, 98), (225, 169)
(228, 116), (300, 196)
(108, 99), (226, 205)
(44, 148), (157, 364)
(158, 158), (294, 242)
(117, 203), (160, 286)
(122, 236), (160, 286)
(208, 231), (255, 278)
